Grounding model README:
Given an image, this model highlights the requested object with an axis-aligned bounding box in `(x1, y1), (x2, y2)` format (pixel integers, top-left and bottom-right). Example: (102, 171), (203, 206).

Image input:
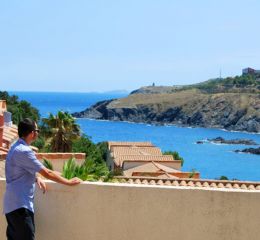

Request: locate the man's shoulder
(12, 142), (32, 155)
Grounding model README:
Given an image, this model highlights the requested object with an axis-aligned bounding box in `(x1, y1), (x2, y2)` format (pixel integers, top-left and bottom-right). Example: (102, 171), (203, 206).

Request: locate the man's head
(18, 118), (39, 143)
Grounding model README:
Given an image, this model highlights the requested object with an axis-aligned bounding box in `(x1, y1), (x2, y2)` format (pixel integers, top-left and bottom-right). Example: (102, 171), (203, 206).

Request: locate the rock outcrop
(235, 147), (260, 155)
(207, 137), (258, 145)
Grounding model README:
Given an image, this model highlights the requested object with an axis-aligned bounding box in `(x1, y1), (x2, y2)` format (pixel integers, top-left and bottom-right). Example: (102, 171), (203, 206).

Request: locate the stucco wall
(0, 179), (260, 240)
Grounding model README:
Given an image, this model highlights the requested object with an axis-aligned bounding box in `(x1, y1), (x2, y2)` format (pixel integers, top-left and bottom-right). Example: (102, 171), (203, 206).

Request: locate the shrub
(62, 157), (109, 181)
(163, 150), (184, 166)
(43, 159), (54, 170)
(219, 176), (229, 180)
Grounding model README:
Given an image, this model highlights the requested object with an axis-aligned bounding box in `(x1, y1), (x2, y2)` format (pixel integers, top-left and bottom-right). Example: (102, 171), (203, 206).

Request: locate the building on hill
(242, 67), (260, 76)
(107, 141), (200, 179)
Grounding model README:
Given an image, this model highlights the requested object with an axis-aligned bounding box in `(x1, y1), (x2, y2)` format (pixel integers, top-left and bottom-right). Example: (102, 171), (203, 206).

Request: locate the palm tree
(42, 111), (81, 152)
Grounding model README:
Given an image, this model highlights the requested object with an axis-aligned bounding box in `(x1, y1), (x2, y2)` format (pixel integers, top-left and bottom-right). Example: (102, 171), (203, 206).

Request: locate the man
(3, 118), (82, 240)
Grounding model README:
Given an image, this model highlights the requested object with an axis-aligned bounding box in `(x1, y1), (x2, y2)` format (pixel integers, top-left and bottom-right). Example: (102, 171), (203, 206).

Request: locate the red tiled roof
(2, 125), (18, 149)
(112, 146), (162, 157)
(108, 141), (200, 180)
(108, 141), (154, 150)
(114, 155), (174, 167)
(123, 161), (181, 176)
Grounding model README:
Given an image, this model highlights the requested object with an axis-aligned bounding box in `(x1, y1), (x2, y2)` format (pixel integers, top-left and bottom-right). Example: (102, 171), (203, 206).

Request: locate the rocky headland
(73, 75), (260, 133)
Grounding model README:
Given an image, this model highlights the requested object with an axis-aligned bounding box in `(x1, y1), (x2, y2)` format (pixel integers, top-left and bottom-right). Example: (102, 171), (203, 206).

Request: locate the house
(242, 67), (260, 76)
(107, 141), (200, 179)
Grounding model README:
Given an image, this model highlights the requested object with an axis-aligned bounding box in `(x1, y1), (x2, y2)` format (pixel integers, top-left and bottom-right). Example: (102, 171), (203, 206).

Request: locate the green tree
(72, 135), (108, 164)
(163, 150), (184, 166)
(42, 111), (81, 152)
(219, 176), (229, 180)
(0, 91), (40, 124)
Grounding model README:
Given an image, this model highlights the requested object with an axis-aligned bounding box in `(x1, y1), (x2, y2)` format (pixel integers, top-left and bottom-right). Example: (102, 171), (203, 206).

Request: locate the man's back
(4, 138), (43, 214)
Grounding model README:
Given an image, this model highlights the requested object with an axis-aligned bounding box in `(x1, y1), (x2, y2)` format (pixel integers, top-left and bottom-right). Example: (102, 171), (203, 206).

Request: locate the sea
(10, 91), (260, 182)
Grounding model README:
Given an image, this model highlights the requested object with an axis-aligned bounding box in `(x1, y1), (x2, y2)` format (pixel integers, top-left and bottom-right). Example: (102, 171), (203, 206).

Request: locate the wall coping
(1, 178), (260, 193)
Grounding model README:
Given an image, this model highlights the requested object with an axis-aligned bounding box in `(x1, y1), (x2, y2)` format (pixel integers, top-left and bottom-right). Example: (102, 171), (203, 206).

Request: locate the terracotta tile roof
(116, 155), (174, 162)
(123, 162), (199, 179)
(115, 176), (260, 191)
(3, 126), (18, 147)
(152, 161), (181, 172)
(108, 141), (200, 180)
(129, 161), (180, 173)
(112, 146), (162, 157)
(155, 173), (179, 179)
(123, 162), (181, 176)
(108, 141), (154, 150)
(114, 155), (174, 167)
(0, 147), (8, 153)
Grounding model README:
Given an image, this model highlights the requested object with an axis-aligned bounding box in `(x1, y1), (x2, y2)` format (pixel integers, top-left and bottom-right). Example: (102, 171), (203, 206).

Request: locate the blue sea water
(10, 91), (260, 181)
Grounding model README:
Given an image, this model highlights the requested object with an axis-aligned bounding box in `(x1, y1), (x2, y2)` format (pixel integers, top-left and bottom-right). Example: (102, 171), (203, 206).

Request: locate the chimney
(0, 114), (4, 147)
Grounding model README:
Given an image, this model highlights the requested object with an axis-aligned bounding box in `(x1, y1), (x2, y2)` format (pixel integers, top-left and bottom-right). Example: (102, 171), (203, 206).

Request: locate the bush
(32, 137), (45, 150)
(72, 135), (108, 164)
(62, 157), (109, 181)
(219, 176), (229, 180)
(163, 150), (184, 166)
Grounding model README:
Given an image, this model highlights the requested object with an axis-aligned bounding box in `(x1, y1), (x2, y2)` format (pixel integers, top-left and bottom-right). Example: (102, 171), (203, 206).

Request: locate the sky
(0, 0), (260, 92)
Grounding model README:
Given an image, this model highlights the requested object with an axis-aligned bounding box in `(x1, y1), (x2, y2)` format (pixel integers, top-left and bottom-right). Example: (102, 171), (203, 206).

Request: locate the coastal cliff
(73, 76), (260, 133)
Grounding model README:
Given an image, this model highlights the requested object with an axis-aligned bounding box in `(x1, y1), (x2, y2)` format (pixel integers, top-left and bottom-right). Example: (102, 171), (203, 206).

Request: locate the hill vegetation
(73, 74), (260, 133)
(183, 74), (260, 94)
(0, 91), (40, 124)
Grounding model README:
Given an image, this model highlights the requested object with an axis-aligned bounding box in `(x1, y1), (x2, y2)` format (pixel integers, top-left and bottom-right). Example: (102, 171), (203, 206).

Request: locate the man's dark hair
(18, 118), (36, 138)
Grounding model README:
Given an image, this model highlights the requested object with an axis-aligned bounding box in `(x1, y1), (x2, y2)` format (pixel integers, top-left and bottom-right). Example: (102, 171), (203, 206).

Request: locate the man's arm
(38, 167), (82, 186)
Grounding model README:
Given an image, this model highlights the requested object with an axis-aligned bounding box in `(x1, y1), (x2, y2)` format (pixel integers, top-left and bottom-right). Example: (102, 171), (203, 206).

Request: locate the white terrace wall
(1, 179), (260, 240)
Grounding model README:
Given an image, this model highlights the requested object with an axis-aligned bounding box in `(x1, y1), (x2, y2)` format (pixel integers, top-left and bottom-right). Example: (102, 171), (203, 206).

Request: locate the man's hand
(39, 167), (83, 186)
(36, 176), (47, 194)
(67, 177), (83, 186)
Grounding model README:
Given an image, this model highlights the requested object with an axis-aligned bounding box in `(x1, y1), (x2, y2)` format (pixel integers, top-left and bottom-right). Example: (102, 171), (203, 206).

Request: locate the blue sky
(1, 0), (260, 92)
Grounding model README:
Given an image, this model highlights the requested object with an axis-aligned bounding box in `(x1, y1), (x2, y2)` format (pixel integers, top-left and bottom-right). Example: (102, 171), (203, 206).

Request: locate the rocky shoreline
(234, 147), (260, 155)
(195, 137), (260, 155)
(205, 137), (258, 145)
(72, 94), (260, 133)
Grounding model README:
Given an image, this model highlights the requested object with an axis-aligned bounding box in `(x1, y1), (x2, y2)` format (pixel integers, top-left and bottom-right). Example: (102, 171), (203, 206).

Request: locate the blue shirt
(3, 138), (44, 214)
